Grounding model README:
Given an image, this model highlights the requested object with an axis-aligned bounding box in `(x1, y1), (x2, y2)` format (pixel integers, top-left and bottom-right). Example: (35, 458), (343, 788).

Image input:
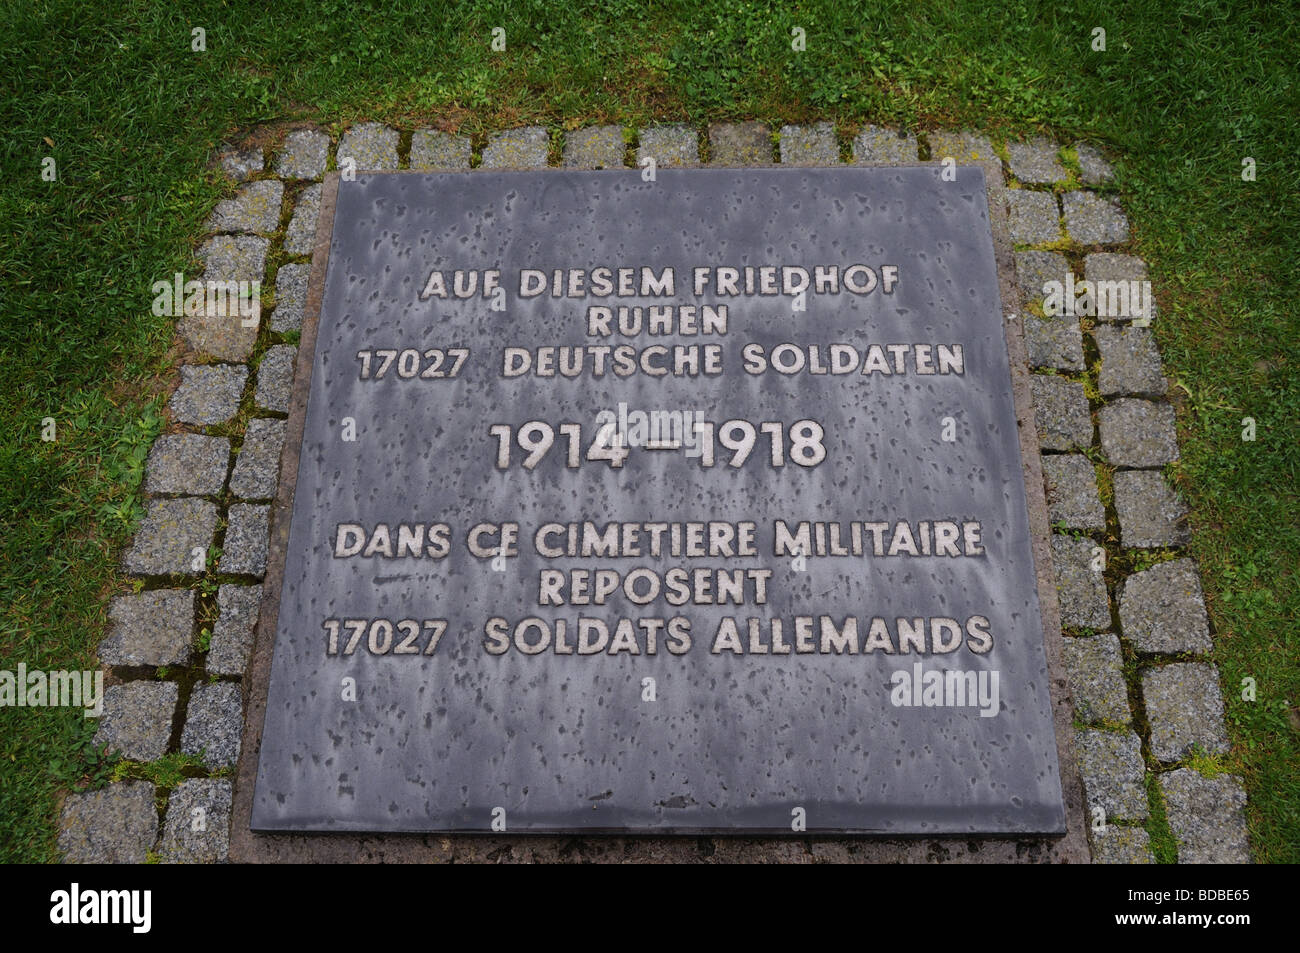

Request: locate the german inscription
(252, 167), (1067, 833)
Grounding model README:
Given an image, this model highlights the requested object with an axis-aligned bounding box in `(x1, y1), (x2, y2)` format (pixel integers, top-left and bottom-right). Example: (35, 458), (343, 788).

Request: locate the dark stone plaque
(251, 167), (1066, 834)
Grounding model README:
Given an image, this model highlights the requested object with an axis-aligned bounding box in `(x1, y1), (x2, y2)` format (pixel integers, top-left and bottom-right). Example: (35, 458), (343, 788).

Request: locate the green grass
(1, 0), (1296, 861)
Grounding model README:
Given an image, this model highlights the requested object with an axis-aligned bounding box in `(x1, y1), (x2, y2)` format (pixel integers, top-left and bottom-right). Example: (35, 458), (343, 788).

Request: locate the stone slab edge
(230, 166), (1088, 864)
(987, 162), (1090, 863)
(230, 170), (340, 863)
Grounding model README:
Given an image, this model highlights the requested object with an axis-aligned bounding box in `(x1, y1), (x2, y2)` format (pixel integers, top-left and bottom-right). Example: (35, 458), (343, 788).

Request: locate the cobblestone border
(57, 122), (1250, 864)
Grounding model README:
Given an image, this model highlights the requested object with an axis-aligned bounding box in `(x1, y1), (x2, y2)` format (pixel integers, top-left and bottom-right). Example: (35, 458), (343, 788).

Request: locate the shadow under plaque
(248, 166), (1068, 836)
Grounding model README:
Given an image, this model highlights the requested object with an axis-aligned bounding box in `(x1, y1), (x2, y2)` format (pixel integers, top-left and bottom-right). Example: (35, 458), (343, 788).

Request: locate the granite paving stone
(1160, 769), (1251, 863)
(94, 682), (178, 761)
(1087, 271), (1156, 325)
(1075, 729), (1148, 821)
(285, 184), (321, 257)
(208, 584), (262, 676)
(927, 130), (997, 163)
(199, 234), (267, 285)
(168, 364), (247, 425)
(779, 122), (839, 165)
(1098, 399), (1179, 467)
(1143, 663), (1230, 761)
(1119, 559), (1210, 654)
(1095, 326), (1166, 395)
(807, 843), (858, 863)
(1051, 534), (1111, 629)
(178, 309), (259, 363)
(636, 125), (698, 167)
(710, 841), (817, 864)
(144, 434), (230, 496)
(562, 125), (625, 169)
(57, 781), (157, 864)
(1025, 314), (1085, 371)
(272, 263), (310, 332)
(1073, 142), (1114, 184)
(122, 498), (217, 576)
(217, 146), (263, 182)
(1064, 191), (1130, 244)
(205, 179), (284, 235)
(1042, 454), (1105, 530)
(1090, 826), (1154, 864)
(1014, 250), (1069, 310)
(1006, 138), (1066, 184)
(181, 682), (244, 768)
(221, 503), (270, 576)
(1063, 633), (1131, 724)
(337, 122), (399, 171)
(181, 236), (267, 361)
(178, 309), (260, 365)
(1113, 471), (1191, 548)
(1030, 375), (1092, 450)
(1006, 190), (1061, 245)
(708, 122), (771, 165)
(1084, 252), (1149, 286)
(254, 344), (296, 413)
(275, 128), (330, 179)
(100, 589), (195, 667)
(230, 418), (286, 499)
(480, 127), (549, 169)
(409, 129), (472, 170)
(157, 779), (233, 864)
(852, 124), (918, 163)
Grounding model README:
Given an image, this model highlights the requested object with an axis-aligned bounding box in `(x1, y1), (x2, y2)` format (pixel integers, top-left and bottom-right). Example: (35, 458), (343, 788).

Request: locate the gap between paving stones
(59, 121), (1248, 865)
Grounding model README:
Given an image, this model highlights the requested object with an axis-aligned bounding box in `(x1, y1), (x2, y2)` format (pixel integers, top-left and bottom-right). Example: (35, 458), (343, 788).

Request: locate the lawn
(1, 0), (1295, 861)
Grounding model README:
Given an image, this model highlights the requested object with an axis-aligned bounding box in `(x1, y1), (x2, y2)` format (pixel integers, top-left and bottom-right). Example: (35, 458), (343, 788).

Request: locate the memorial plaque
(251, 166), (1067, 834)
